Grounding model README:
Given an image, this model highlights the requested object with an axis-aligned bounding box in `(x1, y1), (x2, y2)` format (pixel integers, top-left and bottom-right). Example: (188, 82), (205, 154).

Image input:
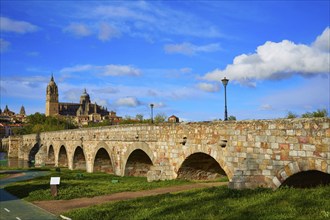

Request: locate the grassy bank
(63, 185), (330, 220)
(4, 169), (193, 201)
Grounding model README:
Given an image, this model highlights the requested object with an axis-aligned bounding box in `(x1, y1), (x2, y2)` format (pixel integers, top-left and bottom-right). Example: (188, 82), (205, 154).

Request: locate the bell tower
(45, 74), (59, 116)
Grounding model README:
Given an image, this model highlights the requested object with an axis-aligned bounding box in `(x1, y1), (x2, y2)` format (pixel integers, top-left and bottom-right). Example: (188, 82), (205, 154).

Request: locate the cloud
(60, 64), (141, 76)
(115, 97), (141, 107)
(312, 27), (330, 52)
(197, 83), (220, 92)
(0, 17), (38, 33)
(259, 104), (273, 111)
(75, 2), (222, 40)
(153, 102), (166, 108)
(164, 42), (221, 56)
(98, 22), (120, 41)
(101, 65), (141, 76)
(63, 23), (91, 37)
(0, 38), (10, 53)
(92, 87), (118, 94)
(203, 27), (330, 85)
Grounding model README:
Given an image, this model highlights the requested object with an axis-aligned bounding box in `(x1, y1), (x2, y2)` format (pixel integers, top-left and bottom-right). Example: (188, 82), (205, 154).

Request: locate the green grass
(4, 169), (191, 201)
(63, 185), (330, 220)
(0, 173), (10, 179)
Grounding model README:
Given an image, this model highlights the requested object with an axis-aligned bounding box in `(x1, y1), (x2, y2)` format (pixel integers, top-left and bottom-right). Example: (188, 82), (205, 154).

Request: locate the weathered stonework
(2, 118), (329, 189)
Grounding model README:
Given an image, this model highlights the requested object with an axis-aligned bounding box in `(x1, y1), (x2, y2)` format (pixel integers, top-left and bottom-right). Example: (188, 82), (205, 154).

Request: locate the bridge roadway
(2, 118), (330, 189)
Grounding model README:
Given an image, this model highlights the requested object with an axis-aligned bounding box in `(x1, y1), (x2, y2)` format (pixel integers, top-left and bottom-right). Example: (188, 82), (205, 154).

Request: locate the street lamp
(221, 77), (229, 121)
(150, 103), (154, 123)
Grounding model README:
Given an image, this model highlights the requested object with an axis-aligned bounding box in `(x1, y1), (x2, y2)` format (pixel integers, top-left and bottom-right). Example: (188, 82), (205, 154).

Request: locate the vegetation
(119, 113), (168, 125)
(12, 113), (77, 135)
(63, 185), (330, 220)
(286, 109), (328, 119)
(301, 109), (328, 118)
(4, 169), (190, 201)
(83, 119), (112, 128)
(228, 115), (237, 121)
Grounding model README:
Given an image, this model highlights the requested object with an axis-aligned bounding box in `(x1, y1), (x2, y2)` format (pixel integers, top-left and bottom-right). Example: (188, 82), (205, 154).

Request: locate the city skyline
(1, 1), (329, 121)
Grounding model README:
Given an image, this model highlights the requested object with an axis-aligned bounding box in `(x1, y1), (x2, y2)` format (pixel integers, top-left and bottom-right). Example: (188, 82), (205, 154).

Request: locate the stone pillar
(228, 170), (246, 189)
(86, 160), (93, 173)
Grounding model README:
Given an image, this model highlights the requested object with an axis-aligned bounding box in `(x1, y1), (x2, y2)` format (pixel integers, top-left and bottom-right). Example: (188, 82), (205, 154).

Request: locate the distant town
(0, 75), (180, 138)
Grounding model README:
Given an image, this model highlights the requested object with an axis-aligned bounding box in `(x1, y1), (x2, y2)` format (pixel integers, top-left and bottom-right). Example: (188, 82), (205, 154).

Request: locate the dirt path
(33, 182), (228, 215)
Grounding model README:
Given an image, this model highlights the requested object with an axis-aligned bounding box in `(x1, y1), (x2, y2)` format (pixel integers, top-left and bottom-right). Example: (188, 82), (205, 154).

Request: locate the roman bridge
(2, 118), (330, 189)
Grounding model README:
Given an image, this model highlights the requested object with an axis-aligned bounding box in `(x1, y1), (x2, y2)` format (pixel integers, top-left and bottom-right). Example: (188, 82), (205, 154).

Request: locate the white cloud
(60, 64), (141, 76)
(63, 23), (91, 37)
(102, 65), (141, 76)
(197, 83), (220, 92)
(203, 27), (330, 85)
(153, 102), (166, 108)
(312, 27), (330, 52)
(0, 38), (10, 53)
(115, 97), (141, 107)
(164, 42), (221, 56)
(259, 104), (273, 111)
(76, 2), (222, 40)
(180, 68), (192, 73)
(98, 22), (120, 41)
(0, 17), (38, 33)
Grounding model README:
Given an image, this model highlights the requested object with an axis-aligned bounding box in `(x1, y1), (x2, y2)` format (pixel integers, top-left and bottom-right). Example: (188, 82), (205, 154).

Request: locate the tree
(136, 114), (144, 122)
(228, 115), (236, 121)
(154, 113), (167, 123)
(302, 109), (328, 118)
(286, 111), (298, 119)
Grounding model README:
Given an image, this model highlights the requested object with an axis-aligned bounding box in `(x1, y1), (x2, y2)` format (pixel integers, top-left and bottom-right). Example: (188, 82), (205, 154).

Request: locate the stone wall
(2, 117), (329, 189)
(2, 136), (22, 158)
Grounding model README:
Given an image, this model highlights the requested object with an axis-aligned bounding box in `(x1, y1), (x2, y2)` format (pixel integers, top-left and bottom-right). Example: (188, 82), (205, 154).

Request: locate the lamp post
(221, 77), (229, 121)
(150, 103), (154, 123)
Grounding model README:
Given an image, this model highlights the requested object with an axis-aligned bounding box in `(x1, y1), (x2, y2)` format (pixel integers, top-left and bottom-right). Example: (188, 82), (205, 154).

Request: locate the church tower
(45, 75), (59, 116)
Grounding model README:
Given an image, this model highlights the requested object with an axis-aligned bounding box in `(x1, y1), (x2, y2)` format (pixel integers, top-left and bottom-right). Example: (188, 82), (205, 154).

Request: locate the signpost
(50, 177), (60, 197)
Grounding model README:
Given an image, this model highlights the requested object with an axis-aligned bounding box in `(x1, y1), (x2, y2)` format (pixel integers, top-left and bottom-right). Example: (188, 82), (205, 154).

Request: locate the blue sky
(1, 1), (329, 121)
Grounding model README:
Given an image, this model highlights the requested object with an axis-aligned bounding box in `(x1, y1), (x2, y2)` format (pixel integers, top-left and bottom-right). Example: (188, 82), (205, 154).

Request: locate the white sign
(50, 177), (61, 185)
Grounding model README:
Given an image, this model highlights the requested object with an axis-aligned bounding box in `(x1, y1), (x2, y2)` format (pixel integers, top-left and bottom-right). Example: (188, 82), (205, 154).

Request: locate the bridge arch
(177, 152), (227, 181)
(274, 159), (330, 188)
(58, 145), (68, 167)
(174, 146), (231, 180)
(92, 141), (114, 174)
(72, 146), (86, 170)
(122, 142), (154, 177)
(46, 144), (55, 166)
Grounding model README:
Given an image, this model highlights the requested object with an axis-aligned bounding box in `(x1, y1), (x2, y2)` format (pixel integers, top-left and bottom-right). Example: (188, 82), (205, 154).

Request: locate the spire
(51, 73), (54, 82)
(20, 105), (26, 115)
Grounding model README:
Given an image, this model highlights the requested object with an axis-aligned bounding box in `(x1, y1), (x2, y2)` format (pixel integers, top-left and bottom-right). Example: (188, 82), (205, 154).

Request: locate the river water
(0, 152), (30, 168)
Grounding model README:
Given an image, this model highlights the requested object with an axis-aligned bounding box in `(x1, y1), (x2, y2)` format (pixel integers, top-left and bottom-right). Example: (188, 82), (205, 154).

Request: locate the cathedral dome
(80, 88), (90, 104)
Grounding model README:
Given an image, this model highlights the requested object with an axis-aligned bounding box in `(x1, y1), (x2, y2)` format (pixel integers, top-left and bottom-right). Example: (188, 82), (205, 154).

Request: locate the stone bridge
(2, 118), (330, 189)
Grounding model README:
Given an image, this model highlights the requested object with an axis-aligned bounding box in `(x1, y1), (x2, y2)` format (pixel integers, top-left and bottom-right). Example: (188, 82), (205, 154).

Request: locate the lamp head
(221, 77), (229, 86)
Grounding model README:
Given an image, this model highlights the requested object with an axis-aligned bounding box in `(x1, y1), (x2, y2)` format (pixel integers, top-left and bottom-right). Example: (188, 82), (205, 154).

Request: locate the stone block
(262, 169), (271, 176)
(289, 162), (300, 174)
(289, 151), (298, 157)
(271, 143), (279, 149)
(272, 177), (281, 188)
(302, 144), (315, 151)
(286, 130), (295, 136)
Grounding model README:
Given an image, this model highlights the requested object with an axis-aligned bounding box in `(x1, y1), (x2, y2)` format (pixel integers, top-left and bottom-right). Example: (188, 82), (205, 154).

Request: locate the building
(0, 105), (26, 138)
(45, 75), (121, 125)
(168, 115), (179, 123)
(0, 105), (27, 124)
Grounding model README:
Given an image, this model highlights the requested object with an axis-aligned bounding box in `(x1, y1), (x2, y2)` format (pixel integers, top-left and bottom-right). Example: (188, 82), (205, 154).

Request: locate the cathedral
(46, 75), (121, 125)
